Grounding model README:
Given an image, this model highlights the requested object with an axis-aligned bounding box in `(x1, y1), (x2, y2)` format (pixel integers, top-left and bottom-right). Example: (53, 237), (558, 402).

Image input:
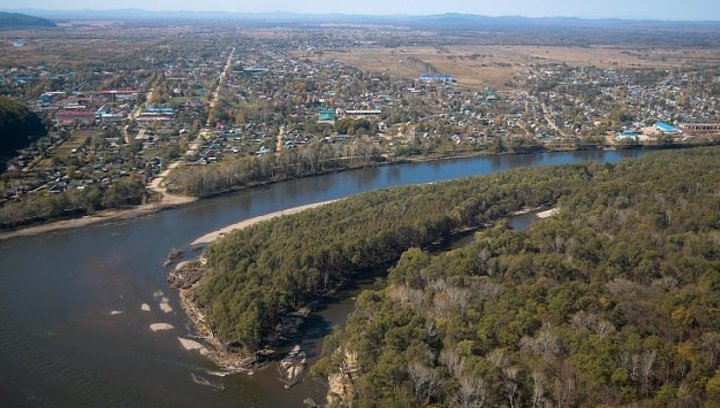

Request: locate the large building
(655, 122), (682, 134)
(681, 123), (720, 133)
(419, 73), (454, 84)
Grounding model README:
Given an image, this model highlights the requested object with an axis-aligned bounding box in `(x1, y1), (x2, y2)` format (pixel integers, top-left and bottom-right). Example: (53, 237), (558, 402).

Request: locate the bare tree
(408, 362), (440, 405)
(700, 332), (720, 367)
(456, 376), (488, 408)
(440, 348), (463, 379)
(552, 362), (578, 408)
(531, 370), (548, 408)
(503, 366), (521, 408)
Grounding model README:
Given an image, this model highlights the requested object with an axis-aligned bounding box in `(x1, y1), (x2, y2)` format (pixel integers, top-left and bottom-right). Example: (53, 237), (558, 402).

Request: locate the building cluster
(2, 32), (720, 203)
(0, 47), (232, 200)
(518, 64), (720, 142)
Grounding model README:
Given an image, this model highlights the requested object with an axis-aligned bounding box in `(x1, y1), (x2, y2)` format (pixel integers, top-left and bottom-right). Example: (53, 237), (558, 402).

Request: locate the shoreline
(0, 195), (196, 241)
(175, 202), (562, 376)
(0, 142), (699, 241)
(190, 199), (341, 247)
(172, 198), (348, 376)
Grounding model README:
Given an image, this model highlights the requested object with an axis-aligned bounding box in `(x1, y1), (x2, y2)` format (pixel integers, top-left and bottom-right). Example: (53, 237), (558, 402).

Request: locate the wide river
(0, 150), (645, 407)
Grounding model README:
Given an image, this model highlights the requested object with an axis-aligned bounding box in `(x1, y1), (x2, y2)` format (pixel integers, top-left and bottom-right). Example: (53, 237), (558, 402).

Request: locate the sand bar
(536, 208), (559, 219)
(191, 199), (340, 246)
(159, 302), (174, 313)
(178, 337), (208, 355)
(150, 323), (174, 332)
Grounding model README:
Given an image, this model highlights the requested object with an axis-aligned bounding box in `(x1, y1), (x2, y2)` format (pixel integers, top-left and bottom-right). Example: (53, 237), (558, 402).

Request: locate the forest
(195, 159), (603, 350)
(312, 147), (720, 407)
(167, 141), (382, 196)
(0, 96), (46, 171)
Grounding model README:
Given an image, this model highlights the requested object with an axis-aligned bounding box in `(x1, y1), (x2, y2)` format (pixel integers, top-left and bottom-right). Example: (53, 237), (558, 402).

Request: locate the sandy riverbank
(0, 192), (196, 242)
(536, 208), (559, 218)
(190, 199), (341, 247)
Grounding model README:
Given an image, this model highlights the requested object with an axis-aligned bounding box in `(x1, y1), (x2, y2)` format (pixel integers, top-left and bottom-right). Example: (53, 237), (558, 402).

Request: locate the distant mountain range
(1, 9), (719, 30)
(0, 12), (55, 29)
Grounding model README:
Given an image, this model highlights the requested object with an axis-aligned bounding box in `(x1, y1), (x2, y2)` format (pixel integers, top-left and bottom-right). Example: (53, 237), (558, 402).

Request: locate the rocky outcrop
(327, 350), (360, 407)
(169, 260), (257, 374)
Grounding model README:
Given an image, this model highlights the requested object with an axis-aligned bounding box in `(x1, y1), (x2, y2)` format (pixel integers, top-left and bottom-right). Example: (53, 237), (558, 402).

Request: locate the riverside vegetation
(0, 95), (46, 171)
(312, 147), (720, 407)
(185, 147), (720, 406)
(167, 141), (382, 197)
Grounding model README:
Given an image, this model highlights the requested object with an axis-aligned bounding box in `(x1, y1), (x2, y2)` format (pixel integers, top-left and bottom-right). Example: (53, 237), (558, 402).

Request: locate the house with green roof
(318, 108), (336, 124)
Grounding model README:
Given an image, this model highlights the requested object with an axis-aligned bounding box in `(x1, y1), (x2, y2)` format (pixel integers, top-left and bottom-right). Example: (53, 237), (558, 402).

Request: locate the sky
(5, 0), (720, 21)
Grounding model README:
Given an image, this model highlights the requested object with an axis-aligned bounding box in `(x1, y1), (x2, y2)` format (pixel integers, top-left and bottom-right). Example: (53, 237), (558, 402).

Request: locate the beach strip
(191, 199), (340, 247)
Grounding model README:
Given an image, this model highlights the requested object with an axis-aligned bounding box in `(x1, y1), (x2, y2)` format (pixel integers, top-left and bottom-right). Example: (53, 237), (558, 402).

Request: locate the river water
(0, 150), (645, 407)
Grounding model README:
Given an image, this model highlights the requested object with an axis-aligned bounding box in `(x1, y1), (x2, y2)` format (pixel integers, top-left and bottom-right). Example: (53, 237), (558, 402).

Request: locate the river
(0, 149), (645, 407)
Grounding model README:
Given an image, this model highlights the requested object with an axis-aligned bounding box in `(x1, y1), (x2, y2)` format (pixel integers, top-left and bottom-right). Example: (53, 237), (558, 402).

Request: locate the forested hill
(0, 96), (46, 171)
(196, 159), (604, 350)
(314, 147), (720, 406)
(0, 12), (55, 29)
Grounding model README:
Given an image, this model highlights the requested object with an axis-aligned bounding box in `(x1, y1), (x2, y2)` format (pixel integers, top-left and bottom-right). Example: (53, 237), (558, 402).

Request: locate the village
(2, 27), (720, 205)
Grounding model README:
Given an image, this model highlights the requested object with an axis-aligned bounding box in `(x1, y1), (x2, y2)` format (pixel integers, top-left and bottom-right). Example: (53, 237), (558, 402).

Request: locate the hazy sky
(6, 0), (720, 21)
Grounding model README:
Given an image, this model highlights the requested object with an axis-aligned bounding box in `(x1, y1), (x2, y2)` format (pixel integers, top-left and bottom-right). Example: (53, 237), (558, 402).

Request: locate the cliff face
(326, 350), (359, 407)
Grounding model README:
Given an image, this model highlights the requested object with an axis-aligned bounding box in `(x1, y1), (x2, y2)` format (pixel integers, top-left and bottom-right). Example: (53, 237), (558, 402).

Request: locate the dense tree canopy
(0, 96), (46, 171)
(197, 161), (602, 350)
(168, 141), (382, 196)
(314, 147), (720, 407)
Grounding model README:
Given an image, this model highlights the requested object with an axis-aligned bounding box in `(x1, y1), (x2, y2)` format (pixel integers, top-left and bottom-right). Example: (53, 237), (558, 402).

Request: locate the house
(344, 109), (382, 118)
(655, 122), (681, 134)
(420, 73), (454, 84)
(616, 130), (639, 140)
(318, 108), (336, 124)
(56, 110), (96, 126)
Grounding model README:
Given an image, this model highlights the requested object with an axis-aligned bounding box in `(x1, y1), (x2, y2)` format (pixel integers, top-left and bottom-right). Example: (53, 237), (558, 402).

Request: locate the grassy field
(321, 45), (720, 90)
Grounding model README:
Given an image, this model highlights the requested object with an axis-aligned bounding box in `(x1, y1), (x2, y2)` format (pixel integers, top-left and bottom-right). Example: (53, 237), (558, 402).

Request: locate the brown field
(322, 45), (720, 90)
(55, 130), (97, 159)
(0, 26), (192, 66)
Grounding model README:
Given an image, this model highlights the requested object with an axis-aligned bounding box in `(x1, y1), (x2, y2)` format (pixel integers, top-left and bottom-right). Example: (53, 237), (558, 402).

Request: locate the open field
(322, 45), (720, 89)
(55, 130), (96, 159)
(0, 25), (201, 66)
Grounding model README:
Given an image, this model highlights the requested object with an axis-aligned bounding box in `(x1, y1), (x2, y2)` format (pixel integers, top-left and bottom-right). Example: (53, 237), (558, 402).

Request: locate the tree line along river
(0, 149), (645, 407)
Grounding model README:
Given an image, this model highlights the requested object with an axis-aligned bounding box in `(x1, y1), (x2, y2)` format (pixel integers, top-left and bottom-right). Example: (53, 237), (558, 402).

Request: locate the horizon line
(2, 8), (720, 23)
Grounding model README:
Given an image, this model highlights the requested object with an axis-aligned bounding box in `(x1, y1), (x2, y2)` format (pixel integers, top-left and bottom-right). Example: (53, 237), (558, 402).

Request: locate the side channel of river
(0, 150), (645, 407)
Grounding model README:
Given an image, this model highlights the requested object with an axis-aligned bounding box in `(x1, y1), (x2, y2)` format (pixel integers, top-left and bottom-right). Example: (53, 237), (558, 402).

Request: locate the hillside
(315, 147), (720, 406)
(0, 12), (55, 29)
(0, 96), (46, 171)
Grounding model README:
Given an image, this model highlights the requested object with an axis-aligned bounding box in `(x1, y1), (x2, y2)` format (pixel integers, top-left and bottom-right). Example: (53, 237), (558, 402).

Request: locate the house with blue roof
(616, 130), (639, 140)
(655, 122), (681, 134)
(420, 73), (454, 84)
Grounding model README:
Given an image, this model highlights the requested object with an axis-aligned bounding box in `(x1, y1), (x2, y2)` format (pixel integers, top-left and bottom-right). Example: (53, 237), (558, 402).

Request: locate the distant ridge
(0, 12), (55, 29)
(3, 9), (720, 27)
